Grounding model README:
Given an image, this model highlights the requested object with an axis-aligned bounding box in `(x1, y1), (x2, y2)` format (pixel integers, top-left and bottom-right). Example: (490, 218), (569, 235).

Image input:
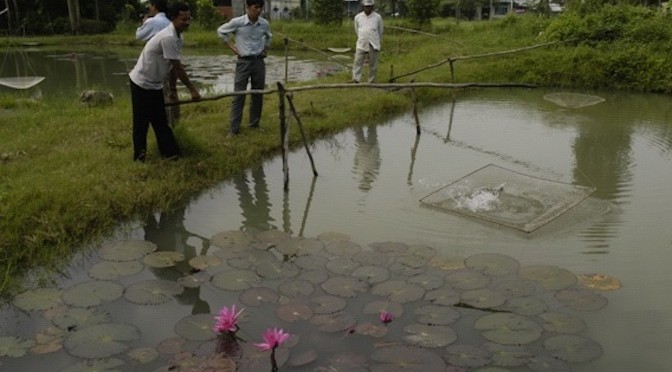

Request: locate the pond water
(1, 83), (672, 371)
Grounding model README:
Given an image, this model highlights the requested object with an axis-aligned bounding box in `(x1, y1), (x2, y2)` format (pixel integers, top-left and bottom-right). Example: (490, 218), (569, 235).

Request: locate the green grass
(2, 10), (672, 297)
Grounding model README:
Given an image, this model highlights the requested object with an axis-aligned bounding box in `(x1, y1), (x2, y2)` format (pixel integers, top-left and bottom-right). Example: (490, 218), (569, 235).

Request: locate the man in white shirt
(353, 0), (383, 83)
(129, 2), (200, 162)
(136, 0), (171, 41)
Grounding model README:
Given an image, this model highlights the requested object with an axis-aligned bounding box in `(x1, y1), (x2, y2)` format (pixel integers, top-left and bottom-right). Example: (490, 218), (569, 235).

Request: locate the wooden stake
(277, 82), (289, 190)
(286, 92), (318, 177)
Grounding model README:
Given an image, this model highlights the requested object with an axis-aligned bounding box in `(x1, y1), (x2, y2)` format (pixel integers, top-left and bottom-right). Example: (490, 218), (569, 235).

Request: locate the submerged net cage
(420, 164), (596, 233)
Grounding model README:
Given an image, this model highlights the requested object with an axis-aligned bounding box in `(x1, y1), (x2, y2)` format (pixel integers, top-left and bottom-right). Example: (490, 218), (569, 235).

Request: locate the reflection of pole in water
(234, 166), (276, 234)
(444, 98), (456, 143)
(353, 125), (382, 191)
(407, 133), (421, 186)
(283, 189), (292, 235)
(299, 176), (317, 237)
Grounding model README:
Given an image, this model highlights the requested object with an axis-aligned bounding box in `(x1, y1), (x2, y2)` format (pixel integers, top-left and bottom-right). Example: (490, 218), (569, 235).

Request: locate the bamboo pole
(286, 92), (318, 177)
(273, 31), (351, 69)
(277, 82), (289, 190)
(386, 26), (465, 46)
(409, 77), (420, 135)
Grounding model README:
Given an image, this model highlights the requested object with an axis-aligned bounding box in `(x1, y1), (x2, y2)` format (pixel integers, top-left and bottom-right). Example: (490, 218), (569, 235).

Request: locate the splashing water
(455, 184), (506, 212)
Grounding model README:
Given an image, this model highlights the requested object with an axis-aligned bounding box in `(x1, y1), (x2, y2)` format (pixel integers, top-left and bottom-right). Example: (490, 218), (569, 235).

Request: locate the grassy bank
(2, 9), (672, 297)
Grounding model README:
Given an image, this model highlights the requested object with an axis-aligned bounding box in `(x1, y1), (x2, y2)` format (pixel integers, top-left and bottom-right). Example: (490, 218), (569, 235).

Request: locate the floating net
(420, 164), (596, 232)
(543, 92), (605, 108)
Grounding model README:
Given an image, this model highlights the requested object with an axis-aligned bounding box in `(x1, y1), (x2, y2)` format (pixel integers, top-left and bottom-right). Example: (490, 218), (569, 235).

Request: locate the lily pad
(278, 279), (315, 297)
(210, 230), (257, 249)
(294, 255), (328, 271)
(465, 253), (520, 276)
(288, 349), (318, 367)
(578, 273), (622, 291)
(177, 271), (211, 288)
(543, 334), (603, 363)
(98, 240), (156, 261)
(276, 237), (324, 256)
(499, 296), (548, 316)
(353, 251), (389, 266)
(518, 265), (577, 291)
(424, 288), (461, 306)
(326, 257), (360, 275)
(174, 314), (217, 341)
(32, 326), (66, 354)
(88, 260), (144, 280)
(310, 311), (356, 332)
(363, 300), (404, 318)
(64, 323), (140, 359)
(124, 279), (183, 305)
(0, 336), (36, 357)
(415, 305), (460, 325)
(404, 324), (457, 348)
(211, 269), (260, 291)
(325, 240), (362, 256)
(311, 295), (347, 314)
(372, 280), (425, 303)
(554, 288), (607, 311)
(256, 229), (291, 243)
(317, 231), (351, 242)
(369, 241), (409, 255)
(277, 304), (313, 322)
(538, 312), (587, 334)
(474, 313), (543, 345)
(351, 266), (390, 284)
(354, 322), (388, 337)
(445, 270), (491, 290)
(127, 347), (159, 364)
(314, 351), (368, 372)
(393, 254), (429, 269)
(321, 277), (368, 298)
(298, 269), (330, 284)
(142, 251), (185, 268)
(62, 280), (124, 308)
(443, 344), (491, 368)
(188, 255), (222, 271)
(239, 287), (280, 306)
(428, 254), (466, 271)
(527, 355), (571, 372)
(13, 288), (63, 311)
(53, 307), (110, 330)
(255, 260), (300, 279)
(489, 279), (536, 298)
(371, 346), (446, 371)
(228, 250), (276, 270)
(408, 273), (444, 290)
(58, 358), (126, 372)
(460, 289), (507, 309)
(483, 342), (532, 367)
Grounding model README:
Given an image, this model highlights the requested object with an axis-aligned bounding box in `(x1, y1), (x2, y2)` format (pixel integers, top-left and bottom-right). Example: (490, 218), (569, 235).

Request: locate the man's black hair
(246, 0), (265, 8)
(150, 0), (168, 13)
(167, 2), (190, 20)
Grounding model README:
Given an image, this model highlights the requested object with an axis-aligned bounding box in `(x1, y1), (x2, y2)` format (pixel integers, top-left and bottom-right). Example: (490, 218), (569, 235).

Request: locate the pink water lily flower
(379, 310), (394, 325)
(213, 304), (245, 334)
(254, 328), (290, 351)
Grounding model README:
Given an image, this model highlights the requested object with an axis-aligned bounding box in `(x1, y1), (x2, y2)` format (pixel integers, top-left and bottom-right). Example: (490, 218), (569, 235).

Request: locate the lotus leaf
(174, 314), (217, 341)
(278, 279), (315, 297)
(443, 344), (491, 368)
(314, 351), (368, 372)
(489, 279), (536, 298)
(363, 300), (404, 318)
(188, 255), (222, 270)
(228, 250), (275, 270)
(317, 231), (351, 242)
(465, 253), (520, 276)
(255, 260), (300, 279)
(276, 237), (324, 256)
(403, 323), (457, 348)
(518, 265), (576, 291)
(460, 289), (507, 309)
(527, 355), (571, 372)
(288, 349), (318, 367)
(177, 271), (211, 288)
(298, 269), (330, 284)
(124, 279), (183, 305)
(294, 255), (328, 271)
(408, 273), (444, 290)
(256, 229), (291, 243)
(428, 254), (466, 271)
(88, 260), (144, 280)
(351, 266), (390, 284)
(210, 230), (257, 249)
(321, 277), (368, 297)
(0, 336), (36, 357)
(578, 273), (622, 291)
(370, 346), (446, 371)
(425, 288), (461, 306)
(310, 311), (356, 332)
(13, 287), (63, 311)
(240, 287), (280, 306)
(415, 305), (460, 325)
(156, 337), (189, 355)
(483, 342), (532, 367)
(277, 304), (313, 322)
(32, 326), (65, 354)
(369, 241), (409, 255)
(388, 262), (427, 277)
(325, 257), (360, 275)
(500, 296), (548, 316)
(406, 244), (437, 259)
(325, 240), (362, 256)
(98, 240), (156, 261)
(142, 251), (185, 268)
(64, 323), (140, 359)
(236, 342), (289, 371)
(58, 358), (125, 372)
(62, 280), (124, 308)
(372, 280), (425, 303)
(445, 270), (491, 290)
(53, 307), (110, 330)
(211, 269), (260, 291)
(538, 312), (586, 334)
(543, 334), (602, 363)
(474, 313), (543, 345)
(165, 352), (237, 371)
(352, 251), (389, 266)
(354, 322), (389, 337)
(127, 347), (159, 364)
(555, 288), (608, 311)
(393, 254), (429, 269)
(311, 295), (347, 314)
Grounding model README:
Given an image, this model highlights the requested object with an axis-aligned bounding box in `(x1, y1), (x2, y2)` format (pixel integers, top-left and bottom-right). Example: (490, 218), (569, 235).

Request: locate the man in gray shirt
(217, 0), (272, 137)
(136, 0), (170, 41)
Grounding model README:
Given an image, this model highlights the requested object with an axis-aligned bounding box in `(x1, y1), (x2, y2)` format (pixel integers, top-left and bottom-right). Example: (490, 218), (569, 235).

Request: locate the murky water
(2, 78), (672, 371)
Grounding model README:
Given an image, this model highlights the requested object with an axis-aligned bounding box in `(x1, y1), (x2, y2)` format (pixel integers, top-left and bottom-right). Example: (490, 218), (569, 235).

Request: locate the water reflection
(352, 125), (381, 191)
(234, 166), (277, 234)
(143, 209), (211, 315)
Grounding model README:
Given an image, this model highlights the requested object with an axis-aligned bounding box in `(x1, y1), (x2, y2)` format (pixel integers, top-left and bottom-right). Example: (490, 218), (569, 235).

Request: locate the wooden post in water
(284, 37), (289, 84)
(409, 77), (421, 135)
(286, 92), (318, 177)
(277, 82), (289, 190)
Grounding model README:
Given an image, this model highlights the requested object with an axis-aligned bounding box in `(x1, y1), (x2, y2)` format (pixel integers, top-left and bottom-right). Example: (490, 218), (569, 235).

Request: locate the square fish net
(420, 164), (596, 232)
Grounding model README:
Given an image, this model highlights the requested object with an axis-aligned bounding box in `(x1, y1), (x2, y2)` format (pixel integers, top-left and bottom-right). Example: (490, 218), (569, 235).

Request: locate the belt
(238, 54), (266, 60)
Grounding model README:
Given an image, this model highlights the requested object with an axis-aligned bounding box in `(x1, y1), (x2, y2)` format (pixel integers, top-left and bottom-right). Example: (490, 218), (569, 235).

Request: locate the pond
(1, 78), (672, 370)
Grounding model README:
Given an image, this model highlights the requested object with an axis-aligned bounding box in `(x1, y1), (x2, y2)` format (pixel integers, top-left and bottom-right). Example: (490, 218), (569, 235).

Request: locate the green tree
(406, 0), (440, 25)
(312, 0), (343, 25)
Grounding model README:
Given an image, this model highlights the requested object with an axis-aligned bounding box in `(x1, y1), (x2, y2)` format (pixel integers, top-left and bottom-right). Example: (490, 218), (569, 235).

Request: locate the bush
(80, 19), (114, 35)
